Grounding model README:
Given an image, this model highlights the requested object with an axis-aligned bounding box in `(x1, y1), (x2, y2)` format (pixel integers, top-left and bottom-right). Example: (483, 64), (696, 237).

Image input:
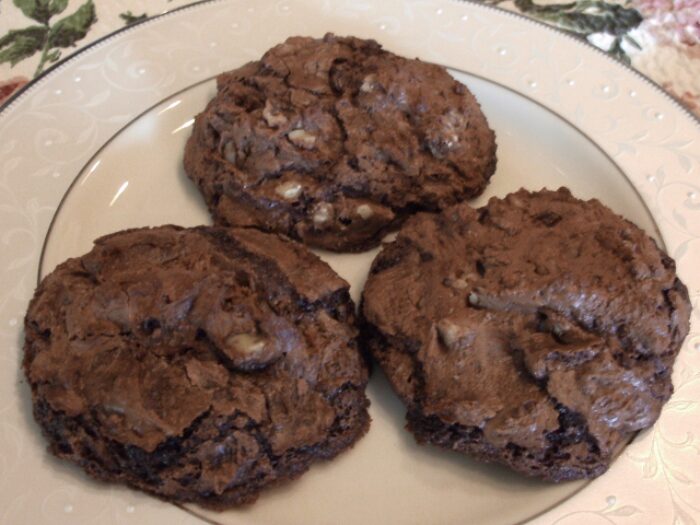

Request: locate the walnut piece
(443, 276), (469, 290)
(288, 129), (317, 149)
(275, 181), (302, 200)
(356, 204), (374, 220)
(223, 141), (236, 164)
(226, 333), (266, 354)
(263, 100), (288, 127)
(313, 203), (333, 225)
(360, 74), (376, 93)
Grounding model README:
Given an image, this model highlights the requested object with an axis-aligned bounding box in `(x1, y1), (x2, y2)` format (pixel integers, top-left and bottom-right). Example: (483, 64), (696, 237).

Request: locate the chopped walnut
(443, 276), (469, 290)
(262, 100), (288, 127)
(313, 202), (334, 225)
(437, 319), (463, 348)
(223, 141), (236, 164)
(356, 204), (373, 219)
(275, 181), (302, 200)
(226, 333), (266, 355)
(288, 129), (316, 148)
(360, 74), (376, 93)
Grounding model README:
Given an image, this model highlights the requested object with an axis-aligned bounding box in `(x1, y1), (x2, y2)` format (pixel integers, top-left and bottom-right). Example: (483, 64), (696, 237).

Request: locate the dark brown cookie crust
(361, 188), (690, 481)
(184, 33), (497, 252)
(24, 226), (370, 508)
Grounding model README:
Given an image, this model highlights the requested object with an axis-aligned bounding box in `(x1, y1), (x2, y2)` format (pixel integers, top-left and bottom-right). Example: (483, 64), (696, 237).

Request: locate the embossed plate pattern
(0, 1), (698, 524)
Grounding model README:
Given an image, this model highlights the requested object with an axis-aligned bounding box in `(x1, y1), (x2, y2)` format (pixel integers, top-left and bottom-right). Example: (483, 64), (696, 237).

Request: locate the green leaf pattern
(511, 0), (642, 36)
(0, 0), (97, 77)
(49, 0), (70, 16)
(0, 26), (47, 67)
(472, 0), (643, 64)
(0, 0), (648, 76)
(119, 10), (149, 26)
(13, 0), (53, 24)
(48, 1), (96, 48)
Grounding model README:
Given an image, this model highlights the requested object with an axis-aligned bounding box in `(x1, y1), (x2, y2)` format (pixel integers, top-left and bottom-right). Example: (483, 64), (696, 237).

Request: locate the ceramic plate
(1, 1), (699, 524)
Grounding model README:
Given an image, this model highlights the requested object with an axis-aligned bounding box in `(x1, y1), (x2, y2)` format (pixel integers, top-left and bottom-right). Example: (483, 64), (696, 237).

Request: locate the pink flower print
(632, 0), (700, 55)
(0, 76), (29, 106)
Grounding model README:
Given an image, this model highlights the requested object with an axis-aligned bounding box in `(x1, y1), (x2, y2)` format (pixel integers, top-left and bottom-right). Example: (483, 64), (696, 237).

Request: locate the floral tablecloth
(1, 0), (699, 115)
(0, 2), (698, 525)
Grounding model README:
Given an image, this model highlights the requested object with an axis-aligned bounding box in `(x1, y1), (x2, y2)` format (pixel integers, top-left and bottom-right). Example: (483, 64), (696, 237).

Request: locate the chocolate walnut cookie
(24, 226), (369, 507)
(361, 188), (690, 481)
(184, 33), (496, 252)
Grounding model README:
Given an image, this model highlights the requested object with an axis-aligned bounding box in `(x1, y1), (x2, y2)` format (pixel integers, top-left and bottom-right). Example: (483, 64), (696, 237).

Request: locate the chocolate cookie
(361, 188), (690, 481)
(24, 226), (369, 507)
(184, 33), (496, 252)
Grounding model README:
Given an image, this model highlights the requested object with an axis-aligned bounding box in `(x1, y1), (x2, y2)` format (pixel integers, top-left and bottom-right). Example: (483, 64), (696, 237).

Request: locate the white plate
(1, 1), (699, 524)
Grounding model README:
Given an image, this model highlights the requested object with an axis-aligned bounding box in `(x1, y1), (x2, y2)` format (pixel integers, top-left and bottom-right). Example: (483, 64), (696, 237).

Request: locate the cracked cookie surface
(361, 188), (690, 481)
(184, 33), (497, 252)
(23, 225), (369, 507)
